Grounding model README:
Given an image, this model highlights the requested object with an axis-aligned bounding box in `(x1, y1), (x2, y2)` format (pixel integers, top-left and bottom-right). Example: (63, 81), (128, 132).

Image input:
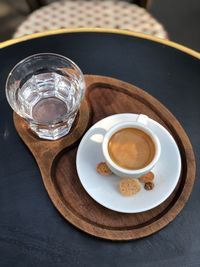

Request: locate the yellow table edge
(0, 28), (199, 59)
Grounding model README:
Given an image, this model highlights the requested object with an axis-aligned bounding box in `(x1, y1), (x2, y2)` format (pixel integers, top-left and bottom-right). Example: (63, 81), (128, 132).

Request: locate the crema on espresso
(108, 128), (155, 170)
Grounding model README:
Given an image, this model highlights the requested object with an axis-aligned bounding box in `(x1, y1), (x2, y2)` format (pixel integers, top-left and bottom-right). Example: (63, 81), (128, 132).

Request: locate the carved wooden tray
(14, 75), (196, 240)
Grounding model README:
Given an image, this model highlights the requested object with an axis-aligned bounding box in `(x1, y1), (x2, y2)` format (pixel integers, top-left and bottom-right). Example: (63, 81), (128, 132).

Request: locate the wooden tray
(14, 75), (196, 240)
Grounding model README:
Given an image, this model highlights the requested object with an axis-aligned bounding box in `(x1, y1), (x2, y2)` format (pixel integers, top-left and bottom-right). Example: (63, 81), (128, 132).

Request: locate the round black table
(0, 29), (199, 267)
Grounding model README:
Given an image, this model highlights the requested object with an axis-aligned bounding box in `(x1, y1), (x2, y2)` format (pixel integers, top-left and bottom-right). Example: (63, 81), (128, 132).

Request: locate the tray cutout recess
(14, 75), (196, 240)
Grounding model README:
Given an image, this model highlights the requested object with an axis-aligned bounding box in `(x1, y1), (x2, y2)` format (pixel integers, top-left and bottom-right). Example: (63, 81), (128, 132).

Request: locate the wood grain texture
(13, 75), (196, 240)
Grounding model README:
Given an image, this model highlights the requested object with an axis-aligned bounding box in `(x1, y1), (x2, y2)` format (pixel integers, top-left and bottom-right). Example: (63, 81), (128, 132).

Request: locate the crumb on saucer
(96, 162), (113, 176)
(119, 178), (141, 196)
(144, 182), (154, 190)
(139, 172), (154, 183)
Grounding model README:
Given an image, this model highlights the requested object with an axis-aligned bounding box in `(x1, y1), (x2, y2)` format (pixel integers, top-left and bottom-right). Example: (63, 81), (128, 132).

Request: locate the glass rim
(6, 52), (84, 80)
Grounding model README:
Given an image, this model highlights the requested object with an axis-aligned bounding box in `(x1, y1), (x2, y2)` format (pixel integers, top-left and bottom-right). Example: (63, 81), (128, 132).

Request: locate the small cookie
(139, 172), (154, 183)
(96, 162), (112, 176)
(119, 178), (141, 196)
(144, 182), (154, 191)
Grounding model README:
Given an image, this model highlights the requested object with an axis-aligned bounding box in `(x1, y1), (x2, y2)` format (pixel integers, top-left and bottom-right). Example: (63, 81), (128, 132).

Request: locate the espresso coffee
(108, 128), (155, 170)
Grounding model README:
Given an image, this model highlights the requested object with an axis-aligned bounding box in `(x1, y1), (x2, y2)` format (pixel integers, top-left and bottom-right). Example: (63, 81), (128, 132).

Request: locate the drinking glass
(6, 53), (85, 140)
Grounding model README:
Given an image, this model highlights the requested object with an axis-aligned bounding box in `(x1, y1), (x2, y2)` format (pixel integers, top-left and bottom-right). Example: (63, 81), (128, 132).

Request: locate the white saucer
(76, 114), (181, 213)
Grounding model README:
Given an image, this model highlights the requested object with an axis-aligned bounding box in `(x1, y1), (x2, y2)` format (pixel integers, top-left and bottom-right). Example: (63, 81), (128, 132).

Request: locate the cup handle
(136, 114), (149, 125)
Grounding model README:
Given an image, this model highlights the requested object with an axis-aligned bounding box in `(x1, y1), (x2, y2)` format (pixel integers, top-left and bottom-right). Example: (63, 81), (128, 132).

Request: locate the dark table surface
(0, 29), (199, 267)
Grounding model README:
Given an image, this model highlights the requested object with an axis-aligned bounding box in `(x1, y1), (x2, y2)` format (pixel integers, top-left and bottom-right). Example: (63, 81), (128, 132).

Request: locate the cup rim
(5, 53), (85, 125)
(102, 121), (161, 175)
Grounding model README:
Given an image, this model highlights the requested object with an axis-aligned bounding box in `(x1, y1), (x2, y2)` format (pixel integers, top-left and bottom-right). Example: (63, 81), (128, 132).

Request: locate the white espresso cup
(102, 114), (161, 178)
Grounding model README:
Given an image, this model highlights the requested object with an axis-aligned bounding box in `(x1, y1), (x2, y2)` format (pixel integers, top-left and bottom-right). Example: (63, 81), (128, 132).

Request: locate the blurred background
(0, 0), (199, 51)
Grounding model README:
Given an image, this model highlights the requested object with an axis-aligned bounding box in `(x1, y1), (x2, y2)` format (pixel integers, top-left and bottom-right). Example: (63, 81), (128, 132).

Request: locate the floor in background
(0, 0), (199, 51)
(151, 0), (200, 52)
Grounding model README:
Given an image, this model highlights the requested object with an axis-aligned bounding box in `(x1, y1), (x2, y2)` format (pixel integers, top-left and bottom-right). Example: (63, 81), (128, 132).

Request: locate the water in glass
(18, 72), (81, 139)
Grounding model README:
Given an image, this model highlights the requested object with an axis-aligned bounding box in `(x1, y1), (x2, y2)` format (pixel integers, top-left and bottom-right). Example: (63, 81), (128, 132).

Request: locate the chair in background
(14, 0), (167, 39)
